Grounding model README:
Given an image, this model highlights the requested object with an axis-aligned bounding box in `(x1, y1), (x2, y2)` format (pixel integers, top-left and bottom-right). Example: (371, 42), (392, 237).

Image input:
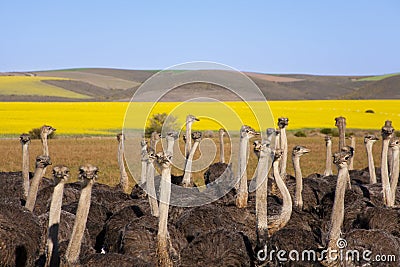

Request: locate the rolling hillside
(0, 68), (398, 101)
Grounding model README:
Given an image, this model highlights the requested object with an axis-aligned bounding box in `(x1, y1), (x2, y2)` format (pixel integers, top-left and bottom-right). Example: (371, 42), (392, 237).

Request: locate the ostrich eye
(344, 156), (349, 160)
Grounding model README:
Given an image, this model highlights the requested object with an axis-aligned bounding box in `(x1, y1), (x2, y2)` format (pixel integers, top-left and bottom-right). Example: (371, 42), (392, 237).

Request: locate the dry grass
(0, 135), (383, 189)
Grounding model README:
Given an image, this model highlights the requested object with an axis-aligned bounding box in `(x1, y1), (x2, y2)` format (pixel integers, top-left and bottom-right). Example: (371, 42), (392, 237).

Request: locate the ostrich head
(240, 125), (259, 139)
(156, 152), (172, 169)
(191, 131), (202, 142)
(219, 128), (226, 136)
(324, 135), (332, 143)
(147, 149), (157, 162)
(389, 138), (400, 150)
(187, 114), (200, 123)
(364, 134), (379, 144)
(340, 145), (354, 159)
(292, 145), (310, 157)
(36, 155), (52, 168)
(79, 164), (99, 182)
(273, 149), (284, 162)
(40, 125), (56, 138)
(52, 165), (70, 183)
(277, 117), (289, 129)
(20, 133), (31, 145)
(165, 131), (179, 140)
(334, 116), (346, 128)
(253, 140), (271, 158)
(381, 120), (394, 140)
(140, 139), (148, 147)
(151, 132), (162, 141)
(116, 133), (125, 142)
(333, 151), (351, 169)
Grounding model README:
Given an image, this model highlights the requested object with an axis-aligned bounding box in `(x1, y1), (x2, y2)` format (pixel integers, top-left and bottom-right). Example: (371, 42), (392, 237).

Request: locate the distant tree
(28, 127), (56, 139)
(145, 113), (179, 137)
(294, 131), (307, 137)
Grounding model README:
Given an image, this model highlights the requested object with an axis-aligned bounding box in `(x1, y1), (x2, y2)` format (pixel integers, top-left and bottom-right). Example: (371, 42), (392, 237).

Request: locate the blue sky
(1, 1), (399, 75)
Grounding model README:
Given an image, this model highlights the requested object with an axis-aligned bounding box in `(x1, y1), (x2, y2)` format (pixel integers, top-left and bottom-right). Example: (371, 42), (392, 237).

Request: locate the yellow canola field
(0, 76), (90, 99)
(0, 100), (399, 136)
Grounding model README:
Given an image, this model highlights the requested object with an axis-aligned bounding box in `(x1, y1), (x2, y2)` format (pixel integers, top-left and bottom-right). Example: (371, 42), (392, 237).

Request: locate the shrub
(396, 132), (400, 138)
(294, 131), (306, 137)
(320, 128), (333, 135)
(28, 127), (56, 139)
(145, 113), (179, 137)
(365, 109), (375, 114)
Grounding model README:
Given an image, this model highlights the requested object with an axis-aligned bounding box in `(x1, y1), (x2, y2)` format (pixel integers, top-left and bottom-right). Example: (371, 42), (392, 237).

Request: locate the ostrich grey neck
(255, 147), (271, 247)
(235, 135), (250, 208)
(381, 138), (393, 207)
(337, 124), (346, 151)
(65, 179), (94, 265)
(219, 131), (225, 163)
(388, 146), (394, 177)
(46, 179), (66, 267)
(279, 127), (288, 178)
(147, 158), (159, 217)
(348, 137), (356, 170)
(25, 165), (46, 212)
(324, 140), (333, 176)
(327, 164), (348, 253)
(292, 155), (303, 209)
(389, 147), (399, 206)
(118, 138), (129, 192)
(157, 164), (173, 267)
(185, 121), (193, 158)
(274, 133), (281, 150)
(268, 159), (292, 236)
(140, 142), (148, 185)
(166, 137), (175, 157)
(182, 140), (200, 187)
(21, 143), (30, 199)
(365, 142), (377, 184)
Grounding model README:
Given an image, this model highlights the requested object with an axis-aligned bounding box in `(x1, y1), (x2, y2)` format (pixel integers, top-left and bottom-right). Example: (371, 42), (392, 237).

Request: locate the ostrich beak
(195, 117), (200, 121)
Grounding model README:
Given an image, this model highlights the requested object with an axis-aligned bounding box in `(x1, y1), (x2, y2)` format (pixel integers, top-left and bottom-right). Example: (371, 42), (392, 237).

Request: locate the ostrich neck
(42, 136), (49, 156)
(349, 138), (355, 170)
(118, 141), (129, 192)
(25, 166), (45, 212)
(65, 180), (94, 264)
(22, 144), (30, 199)
(185, 122), (193, 157)
(279, 128), (288, 177)
(147, 160), (159, 217)
(293, 155), (303, 208)
(381, 139), (392, 206)
(268, 160), (292, 235)
(140, 145), (148, 185)
(219, 133), (225, 163)
(365, 143), (377, 184)
(327, 166), (348, 250)
(389, 148), (399, 206)
(46, 180), (66, 266)
(338, 125), (346, 150)
(157, 165), (173, 266)
(324, 142), (333, 176)
(166, 138), (175, 157)
(182, 141), (200, 187)
(256, 152), (270, 241)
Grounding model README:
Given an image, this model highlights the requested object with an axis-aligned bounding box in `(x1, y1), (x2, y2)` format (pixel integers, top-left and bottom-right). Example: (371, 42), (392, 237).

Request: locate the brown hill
(344, 75), (400, 99)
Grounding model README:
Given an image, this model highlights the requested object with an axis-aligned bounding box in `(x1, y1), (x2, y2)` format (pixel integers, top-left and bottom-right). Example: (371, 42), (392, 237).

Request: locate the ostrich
(165, 131), (178, 157)
(364, 134), (379, 184)
(155, 152), (174, 267)
(253, 140), (273, 248)
(381, 120), (394, 207)
(335, 116), (346, 151)
(146, 150), (159, 217)
(40, 125), (56, 156)
(150, 131), (161, 152)
(323, 135), (333, 176)
(347, 135), (356, 170)
(25, 155), (52, 212)
(182, 131), (202, 187)
(292, 145), (310, 209)
(218, 128), (226, 163)
(324, 150), (352, 264)
(140, 139), (148, 185)
(184, 115), (199, 158)
(20, 133), (31, 199)
(45, 165), (69, 267)
(116, 133), (129, 192)
(268, 149), (293, 236)
(65, 164), (98, 265)
(278, 117), (289, 179)
(389, 138), (399, 206)
(235, 125), (259, 208)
